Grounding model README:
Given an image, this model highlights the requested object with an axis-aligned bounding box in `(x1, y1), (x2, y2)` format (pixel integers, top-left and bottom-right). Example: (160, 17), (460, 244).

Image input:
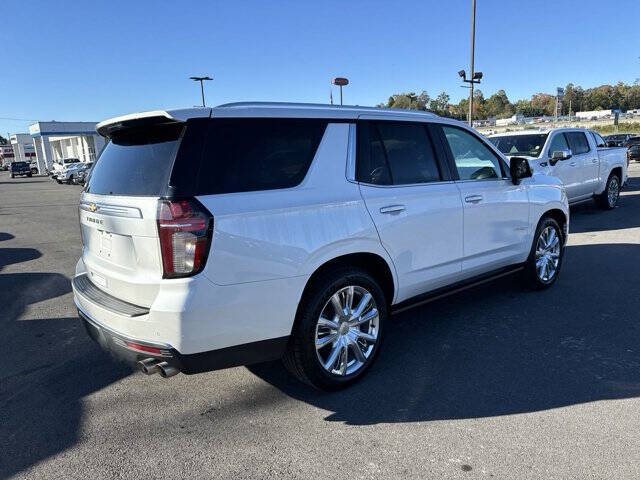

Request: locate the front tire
(522, 217), (564, 290)
(284, 267), (387, 390)
(596, 173), (620, 210)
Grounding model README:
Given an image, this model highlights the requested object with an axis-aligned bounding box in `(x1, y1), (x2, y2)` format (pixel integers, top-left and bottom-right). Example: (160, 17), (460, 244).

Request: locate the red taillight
(157, 198), (213, 278)
(125, 341), (165, 355)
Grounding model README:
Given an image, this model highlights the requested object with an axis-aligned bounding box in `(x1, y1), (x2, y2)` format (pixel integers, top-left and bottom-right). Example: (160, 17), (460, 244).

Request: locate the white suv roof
(96, 102), (447, 136)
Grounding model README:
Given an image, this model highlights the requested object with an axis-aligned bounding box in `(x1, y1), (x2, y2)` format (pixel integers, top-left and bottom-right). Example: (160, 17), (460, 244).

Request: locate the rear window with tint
(195, 118), (327, 195)
(86, 123), (183, 196)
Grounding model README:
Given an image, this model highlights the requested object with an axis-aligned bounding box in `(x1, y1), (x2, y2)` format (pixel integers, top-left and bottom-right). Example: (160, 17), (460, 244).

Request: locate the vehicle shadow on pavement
(0, 232), (15, 242)
(0, 247), (42, 270)
(569, 187), (640, 234)
(0, 270), (132, 478)
(250, 242), (640, 426)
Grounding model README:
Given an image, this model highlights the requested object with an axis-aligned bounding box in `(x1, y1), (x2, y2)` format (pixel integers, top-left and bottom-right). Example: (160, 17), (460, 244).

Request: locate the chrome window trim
(356, 179), (456, 189)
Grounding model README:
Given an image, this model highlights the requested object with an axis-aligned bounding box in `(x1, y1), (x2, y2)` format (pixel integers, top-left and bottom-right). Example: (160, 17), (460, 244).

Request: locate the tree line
(379, 81), (640, 120)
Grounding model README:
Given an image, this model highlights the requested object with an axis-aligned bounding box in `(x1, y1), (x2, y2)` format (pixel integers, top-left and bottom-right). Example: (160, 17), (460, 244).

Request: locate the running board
(391, 266), (524, 315)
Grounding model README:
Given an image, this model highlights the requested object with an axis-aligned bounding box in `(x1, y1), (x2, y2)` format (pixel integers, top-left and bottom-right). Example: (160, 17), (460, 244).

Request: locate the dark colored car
(627, 138), (640, 162)
(9, 161), (32, 178)
(604, 134), (633, 147)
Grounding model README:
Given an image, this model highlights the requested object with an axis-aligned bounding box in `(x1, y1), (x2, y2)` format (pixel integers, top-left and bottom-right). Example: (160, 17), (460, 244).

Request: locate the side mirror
(549, 149), (572, 165)
(510, 157), (532, 185)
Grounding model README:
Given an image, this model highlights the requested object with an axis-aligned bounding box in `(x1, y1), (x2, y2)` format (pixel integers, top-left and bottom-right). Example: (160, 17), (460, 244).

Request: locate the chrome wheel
(315, 285), (379, 376)
(535, 226), (560, 282)
(607, 176), (619, 207)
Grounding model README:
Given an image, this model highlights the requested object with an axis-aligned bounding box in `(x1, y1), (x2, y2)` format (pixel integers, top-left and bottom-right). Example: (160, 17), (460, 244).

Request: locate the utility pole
(469, 0), (476, 127)
(189, 76), (213, 107)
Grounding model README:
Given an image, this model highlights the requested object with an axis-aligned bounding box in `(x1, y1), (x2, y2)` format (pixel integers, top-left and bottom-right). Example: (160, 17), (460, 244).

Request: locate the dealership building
(9, 133), (36, 163)
(28, 121), (105, 173)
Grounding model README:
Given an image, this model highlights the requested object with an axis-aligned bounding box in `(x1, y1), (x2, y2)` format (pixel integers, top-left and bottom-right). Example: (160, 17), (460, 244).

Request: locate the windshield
(489, 134), (548, 157)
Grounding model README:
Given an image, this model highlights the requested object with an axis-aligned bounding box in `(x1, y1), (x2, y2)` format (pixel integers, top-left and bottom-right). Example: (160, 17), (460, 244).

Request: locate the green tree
(485, 89), (513, 118)
(429, 91), (450, 115)
(0, 135), (7, 145)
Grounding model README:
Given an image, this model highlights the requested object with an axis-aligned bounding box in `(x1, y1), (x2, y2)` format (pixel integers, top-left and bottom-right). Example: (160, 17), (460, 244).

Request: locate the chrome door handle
(570, 162), (577, 166)
(592, 159), (598, 163)
(379, 205), (405, 214)
(464, 195), (483, 204)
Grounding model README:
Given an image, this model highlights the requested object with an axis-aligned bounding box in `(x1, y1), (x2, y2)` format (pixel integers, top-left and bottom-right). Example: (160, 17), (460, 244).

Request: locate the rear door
(80, 121), (188, 307)
(356, 120), (463, 302)
(438, 124), (530, 276)
(565, 131), (597, 197)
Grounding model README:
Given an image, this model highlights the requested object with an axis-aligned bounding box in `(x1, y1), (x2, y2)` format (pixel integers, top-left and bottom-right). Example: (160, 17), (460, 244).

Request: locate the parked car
(73, 103), (569, 390)
(50, 158), (81, 181)
(9, 161), (32, 178)
(72, 163), (94, 185)
(58, 161), (93, 184)
(489, 128), (628, 209)
(627, 137), (640, 162)
(604, 133), (633, 147)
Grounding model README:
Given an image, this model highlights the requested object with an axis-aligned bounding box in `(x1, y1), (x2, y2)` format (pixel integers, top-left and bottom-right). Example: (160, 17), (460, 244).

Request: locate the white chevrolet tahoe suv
(73, 103), (569, 390)
(489, 128), (628, 209)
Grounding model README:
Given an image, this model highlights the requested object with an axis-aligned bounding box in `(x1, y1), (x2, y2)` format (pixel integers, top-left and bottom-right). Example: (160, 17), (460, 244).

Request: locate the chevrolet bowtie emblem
(88, 203), (98, 212)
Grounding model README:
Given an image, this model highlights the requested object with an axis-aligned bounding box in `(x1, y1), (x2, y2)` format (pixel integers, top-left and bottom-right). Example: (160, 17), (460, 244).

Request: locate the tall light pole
(457, 0), (482, 127)
(189, 76), (213, 107)
(469, 0), (476, 126)
(332, 77), (349, 106)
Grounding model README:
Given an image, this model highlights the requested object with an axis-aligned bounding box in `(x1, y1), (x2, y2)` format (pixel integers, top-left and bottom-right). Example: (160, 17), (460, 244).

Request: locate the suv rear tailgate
(79, 193), (162, 307)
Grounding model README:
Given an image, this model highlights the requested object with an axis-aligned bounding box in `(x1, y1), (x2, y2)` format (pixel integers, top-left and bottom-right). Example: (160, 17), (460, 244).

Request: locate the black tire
(10, 174), (14, 178)
(596, 172), (620, 210)
(27, 173), (32, 177)
(522, 216), (564, 290)
(283, 267), (387, 391)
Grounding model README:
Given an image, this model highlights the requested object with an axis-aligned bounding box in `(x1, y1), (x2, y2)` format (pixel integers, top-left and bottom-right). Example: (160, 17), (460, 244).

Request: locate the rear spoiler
(96, 108), (212, 138)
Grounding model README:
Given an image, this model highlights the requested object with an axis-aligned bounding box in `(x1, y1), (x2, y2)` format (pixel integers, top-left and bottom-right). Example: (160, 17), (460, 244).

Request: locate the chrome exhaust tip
(157, 362), (180, 378)
(138, 358), (161, 375)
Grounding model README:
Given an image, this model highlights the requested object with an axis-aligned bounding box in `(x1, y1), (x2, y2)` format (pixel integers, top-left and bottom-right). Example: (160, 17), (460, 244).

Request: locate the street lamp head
(190, 76), (213, 81)
(458, 70), (466, 78)
(473, 71), (483, 80)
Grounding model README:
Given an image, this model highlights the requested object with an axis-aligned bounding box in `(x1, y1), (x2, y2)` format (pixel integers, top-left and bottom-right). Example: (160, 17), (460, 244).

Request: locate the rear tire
(27, 173), (32, 177)
(522, 216), (564, 290)
(283, 267), (387, 391)
(596, 173), (620, 210)
(10, 174), (14, 178)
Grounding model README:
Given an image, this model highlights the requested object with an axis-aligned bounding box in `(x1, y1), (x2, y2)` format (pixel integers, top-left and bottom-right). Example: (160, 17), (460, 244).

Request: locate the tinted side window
(356, 121), (441, 185)
(592, 132), (605, 148)
(548, 133), (570, 156)
(196, 119), (327, 195)
(442, 126), (502, 181)
(566, 132), (590, 155)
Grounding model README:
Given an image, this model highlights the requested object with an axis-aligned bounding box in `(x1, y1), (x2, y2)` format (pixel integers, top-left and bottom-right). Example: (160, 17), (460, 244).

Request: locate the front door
(546, 131), (582, 201)
(439, 125), (531, 276)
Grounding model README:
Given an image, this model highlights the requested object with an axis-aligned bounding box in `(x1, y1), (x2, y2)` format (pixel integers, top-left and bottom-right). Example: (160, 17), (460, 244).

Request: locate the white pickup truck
(489, 128), (628, 209)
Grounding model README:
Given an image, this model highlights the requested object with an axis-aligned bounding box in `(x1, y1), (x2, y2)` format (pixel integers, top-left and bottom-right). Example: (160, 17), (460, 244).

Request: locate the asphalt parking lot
(1, 166), (640, 479)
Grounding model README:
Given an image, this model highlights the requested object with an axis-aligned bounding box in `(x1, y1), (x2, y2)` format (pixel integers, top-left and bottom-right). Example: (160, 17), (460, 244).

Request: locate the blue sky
(1, 0), (639, 136)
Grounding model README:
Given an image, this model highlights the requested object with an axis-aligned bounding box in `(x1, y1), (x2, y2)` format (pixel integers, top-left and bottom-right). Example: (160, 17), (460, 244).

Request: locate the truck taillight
(157, 198), (213, 278)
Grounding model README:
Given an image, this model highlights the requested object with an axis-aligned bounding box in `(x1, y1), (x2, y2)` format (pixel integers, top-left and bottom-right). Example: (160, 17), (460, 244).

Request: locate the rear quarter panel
(596, 147), (628, 193)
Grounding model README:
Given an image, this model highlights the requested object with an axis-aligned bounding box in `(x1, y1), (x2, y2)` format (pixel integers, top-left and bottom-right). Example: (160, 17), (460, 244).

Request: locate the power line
(0, 117), (38, 122)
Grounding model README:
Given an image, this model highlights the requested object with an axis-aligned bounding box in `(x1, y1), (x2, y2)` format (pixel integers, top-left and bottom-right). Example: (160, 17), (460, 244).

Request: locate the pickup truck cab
(489, 128), (628, 209)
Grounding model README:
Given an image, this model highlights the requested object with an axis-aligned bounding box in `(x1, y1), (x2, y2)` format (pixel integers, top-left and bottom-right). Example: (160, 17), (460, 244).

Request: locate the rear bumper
(79, 308), (288, 375)
(73, 270), (294, 375)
